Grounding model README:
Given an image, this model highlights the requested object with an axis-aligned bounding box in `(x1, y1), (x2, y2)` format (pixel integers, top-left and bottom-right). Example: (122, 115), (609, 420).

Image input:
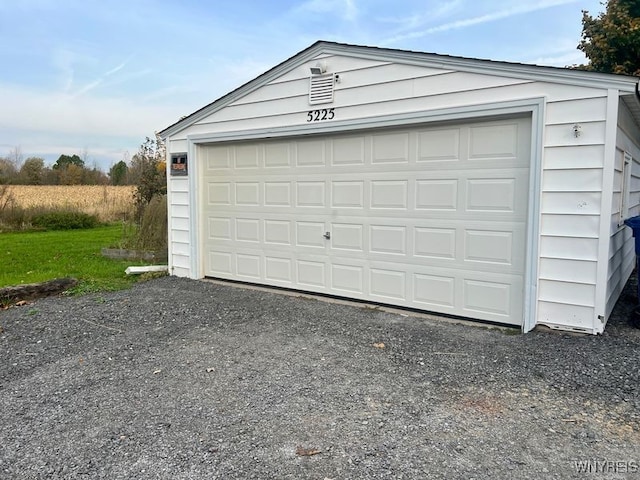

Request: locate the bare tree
(8, 146), (23, 170)
(81, 146), (90, 165)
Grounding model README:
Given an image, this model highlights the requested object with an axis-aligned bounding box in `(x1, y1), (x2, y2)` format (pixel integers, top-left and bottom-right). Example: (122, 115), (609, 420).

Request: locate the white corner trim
(165, 147), (174, 276)
(522, 98), (545, 333)
(594, 89), (621, 333)
(187, 140), (201, 279)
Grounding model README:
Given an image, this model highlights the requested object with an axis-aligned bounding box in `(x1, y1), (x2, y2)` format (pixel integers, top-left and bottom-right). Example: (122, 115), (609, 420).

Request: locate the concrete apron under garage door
(201, 115), (532, 326)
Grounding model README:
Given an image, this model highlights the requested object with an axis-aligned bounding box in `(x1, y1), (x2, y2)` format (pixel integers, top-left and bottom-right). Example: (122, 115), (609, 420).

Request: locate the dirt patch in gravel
(1, 275), (640, 479)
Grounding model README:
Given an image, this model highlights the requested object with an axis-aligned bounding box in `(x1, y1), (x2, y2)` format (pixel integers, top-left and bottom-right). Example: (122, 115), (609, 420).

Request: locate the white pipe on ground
(125, 265), (169, 275)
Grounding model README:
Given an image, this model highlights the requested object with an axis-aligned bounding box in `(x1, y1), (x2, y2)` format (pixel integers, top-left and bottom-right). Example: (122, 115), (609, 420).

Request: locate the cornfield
(5, 185), (136, 223)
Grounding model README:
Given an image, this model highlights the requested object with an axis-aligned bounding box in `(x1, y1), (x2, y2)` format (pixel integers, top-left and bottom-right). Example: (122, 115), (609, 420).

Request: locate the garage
(200, 117), (531, 325)
(160, 41), (640, 334)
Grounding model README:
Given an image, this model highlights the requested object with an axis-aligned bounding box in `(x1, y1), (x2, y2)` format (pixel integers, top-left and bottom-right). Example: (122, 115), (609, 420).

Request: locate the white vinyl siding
(537, 94), (609, 332)
(168, 177), (190, 276)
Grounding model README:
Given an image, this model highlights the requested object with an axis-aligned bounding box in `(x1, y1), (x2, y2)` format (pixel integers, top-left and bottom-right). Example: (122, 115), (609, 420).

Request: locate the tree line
(0, 135), (167, 188)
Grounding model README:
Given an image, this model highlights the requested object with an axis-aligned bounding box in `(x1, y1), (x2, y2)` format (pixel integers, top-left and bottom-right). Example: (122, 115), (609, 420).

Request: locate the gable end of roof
(159, 40), (640, 139)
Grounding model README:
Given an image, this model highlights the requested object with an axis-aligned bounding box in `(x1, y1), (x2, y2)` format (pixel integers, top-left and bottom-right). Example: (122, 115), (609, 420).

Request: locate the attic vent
(309, 73), (335, 105)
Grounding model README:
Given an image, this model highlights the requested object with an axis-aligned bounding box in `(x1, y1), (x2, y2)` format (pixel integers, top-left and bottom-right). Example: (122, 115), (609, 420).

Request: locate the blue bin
(625, 216), (640, 255)
(624, 216), (640, 308)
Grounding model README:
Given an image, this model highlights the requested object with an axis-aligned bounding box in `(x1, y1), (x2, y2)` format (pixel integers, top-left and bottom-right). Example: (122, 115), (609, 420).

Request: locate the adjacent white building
(159, 41), (640, 334)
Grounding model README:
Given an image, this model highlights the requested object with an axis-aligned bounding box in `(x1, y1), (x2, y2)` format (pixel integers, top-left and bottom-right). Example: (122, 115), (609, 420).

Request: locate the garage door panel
(332, 263), (365, 293)
(203, 116), (530, 326)
(297, 260), (327, 287)
(264, 220), (292, 245)
(466, 178), (516, 212)
(296, 181), (326, 207)
(414, 273), (456, 308)
(463, 279), (512, 316)
(235, 182), (260, 205)
(332, 136), (366, 165)
(372, 132), (410, 164)
(236, 218), (260, 242)
(235, 144), (260, 168)
(331, 223), (364, 251)
(469, 123), (519, 159)
(237, 253), (261, 279)
(370, 225), (407, 255)
(296, 221), (326, 248)
(370, 180), (408, 209)
(416, 179), (458, 210)
(265, 142), (291, 167)
(370, 268), (406, 300)
(265, 256), (293, 283)
(209, 217), (232, 240)
(332, 181), (364, 208)
(296, 139), (326, 166)
(464, 230), (514, 264)
(209, 251), (233, 275)
(264, 182), (291, 206)
(417, 128), (460, 162)
(414, 227), (456, 259)
(206, 145), (232, 169)
(208, 182), (232, 205)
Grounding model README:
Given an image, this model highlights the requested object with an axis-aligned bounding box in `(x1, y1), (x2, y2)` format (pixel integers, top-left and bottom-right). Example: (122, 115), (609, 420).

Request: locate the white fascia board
(319, 43), (640, 93)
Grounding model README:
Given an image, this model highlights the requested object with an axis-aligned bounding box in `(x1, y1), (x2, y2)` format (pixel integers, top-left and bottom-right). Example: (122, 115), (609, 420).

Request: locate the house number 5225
(307, 108), (335, 122)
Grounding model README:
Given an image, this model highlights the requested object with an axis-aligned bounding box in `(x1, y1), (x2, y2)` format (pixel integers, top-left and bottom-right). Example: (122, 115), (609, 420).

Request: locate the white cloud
(71, 55), (135, 97)
(383, 0), (580, 44)
(51, 48), (82, 93)
(377, 1), (463, 29)
(515, 38), (586, 66)
(526, 51), (586, 67)
(292, 0), (359, 22)
(0, 83), (183, 139)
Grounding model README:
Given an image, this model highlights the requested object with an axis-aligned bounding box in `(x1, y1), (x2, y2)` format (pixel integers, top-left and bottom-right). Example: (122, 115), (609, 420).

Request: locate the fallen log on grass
(0, 277), (78, 303)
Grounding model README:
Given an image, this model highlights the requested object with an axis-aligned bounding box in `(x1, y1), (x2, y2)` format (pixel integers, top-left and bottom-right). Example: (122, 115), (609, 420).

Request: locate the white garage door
(201, 116), (531, 325)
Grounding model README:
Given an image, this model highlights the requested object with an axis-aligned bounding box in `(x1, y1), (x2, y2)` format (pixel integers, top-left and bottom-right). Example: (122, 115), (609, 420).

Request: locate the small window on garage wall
(619, 151), (632, 227)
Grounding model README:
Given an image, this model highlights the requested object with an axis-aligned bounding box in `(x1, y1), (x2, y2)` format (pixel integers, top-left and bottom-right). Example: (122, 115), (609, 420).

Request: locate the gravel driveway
(1, 276), (640, 479)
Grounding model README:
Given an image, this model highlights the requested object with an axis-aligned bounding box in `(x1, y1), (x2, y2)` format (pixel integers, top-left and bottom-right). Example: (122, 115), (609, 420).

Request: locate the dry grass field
(5, 185), (136, 222)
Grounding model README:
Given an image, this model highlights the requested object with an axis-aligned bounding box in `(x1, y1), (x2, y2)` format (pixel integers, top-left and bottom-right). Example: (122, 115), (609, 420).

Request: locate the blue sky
(0, 0), (604, 171)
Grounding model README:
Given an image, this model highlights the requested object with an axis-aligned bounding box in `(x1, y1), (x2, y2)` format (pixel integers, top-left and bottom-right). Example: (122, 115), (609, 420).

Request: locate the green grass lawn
(0, 224), (149, 293)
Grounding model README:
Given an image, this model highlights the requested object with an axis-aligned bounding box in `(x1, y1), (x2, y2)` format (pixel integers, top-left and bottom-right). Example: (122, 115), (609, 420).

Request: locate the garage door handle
(323, 232), (331, 239)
